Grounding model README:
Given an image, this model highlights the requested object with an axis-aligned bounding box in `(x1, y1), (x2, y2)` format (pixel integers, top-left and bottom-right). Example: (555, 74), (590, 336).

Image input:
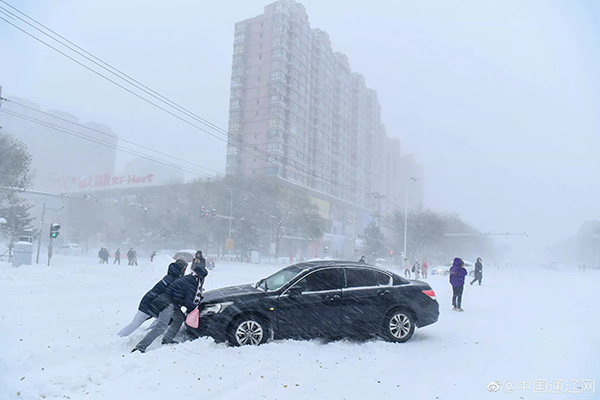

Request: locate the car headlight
(200, 301), (233, 316)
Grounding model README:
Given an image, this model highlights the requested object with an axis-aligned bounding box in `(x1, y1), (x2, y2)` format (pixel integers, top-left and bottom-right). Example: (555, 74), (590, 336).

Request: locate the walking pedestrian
(413, 261), (421, 279)
(118, 259), (187, 337)
(150, 251), (156, 262)
(114, 248), (121, 265)
(132, 253), (208, 353)
(421, 259), (429, 279)
(470, 257), (483, 285)
(127, 248), (134, 265)
(404, 259), (411, 278)
(133, 249), (138, 266)
(450, 257), (467, 312)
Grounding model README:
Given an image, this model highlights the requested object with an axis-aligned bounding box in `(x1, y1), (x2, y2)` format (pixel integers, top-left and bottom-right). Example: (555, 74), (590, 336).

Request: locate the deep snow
(0, 255), (598, 400)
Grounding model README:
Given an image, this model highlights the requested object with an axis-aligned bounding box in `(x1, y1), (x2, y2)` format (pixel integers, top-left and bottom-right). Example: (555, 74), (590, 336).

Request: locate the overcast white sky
(1, 0), (599, 257)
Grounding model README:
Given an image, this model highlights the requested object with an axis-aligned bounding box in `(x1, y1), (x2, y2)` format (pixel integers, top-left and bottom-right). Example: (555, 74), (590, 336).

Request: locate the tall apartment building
(226, 0), (414, 215)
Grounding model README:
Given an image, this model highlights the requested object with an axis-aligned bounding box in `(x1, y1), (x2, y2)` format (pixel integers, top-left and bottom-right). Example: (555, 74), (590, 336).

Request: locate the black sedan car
(186, 260), (439, 346)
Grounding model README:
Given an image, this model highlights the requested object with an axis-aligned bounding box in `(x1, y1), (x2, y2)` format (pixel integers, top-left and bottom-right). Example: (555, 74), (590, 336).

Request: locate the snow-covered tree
(359, 220), (387, 260)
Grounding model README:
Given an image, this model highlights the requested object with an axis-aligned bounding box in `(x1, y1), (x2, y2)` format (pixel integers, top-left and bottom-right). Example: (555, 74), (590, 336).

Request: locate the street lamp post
(403, 177), (418, 262)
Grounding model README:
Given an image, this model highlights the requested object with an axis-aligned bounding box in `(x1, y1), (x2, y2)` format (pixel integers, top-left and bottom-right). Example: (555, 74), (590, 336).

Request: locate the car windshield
(256, 265), (304, 291)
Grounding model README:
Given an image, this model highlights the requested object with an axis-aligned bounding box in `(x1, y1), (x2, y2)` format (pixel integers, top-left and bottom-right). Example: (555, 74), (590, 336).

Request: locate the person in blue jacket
(132, 253), (208, 353)
(449, 257), (467, 312)
(118, 259), (187, 337)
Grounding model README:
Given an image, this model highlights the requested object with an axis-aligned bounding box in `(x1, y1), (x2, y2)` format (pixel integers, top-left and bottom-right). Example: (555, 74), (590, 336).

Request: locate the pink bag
(185, 306), (200, 329)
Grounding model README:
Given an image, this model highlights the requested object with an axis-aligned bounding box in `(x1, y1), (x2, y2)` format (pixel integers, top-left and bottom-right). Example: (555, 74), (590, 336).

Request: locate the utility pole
(36, 203), (46, 264)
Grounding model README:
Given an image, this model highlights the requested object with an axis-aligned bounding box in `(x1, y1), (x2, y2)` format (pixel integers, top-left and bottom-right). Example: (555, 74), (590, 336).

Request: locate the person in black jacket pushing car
(118, 259), (187, 337)
(132, 251), (208, 353)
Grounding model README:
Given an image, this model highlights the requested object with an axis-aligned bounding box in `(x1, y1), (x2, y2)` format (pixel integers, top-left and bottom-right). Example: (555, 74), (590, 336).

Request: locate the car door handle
(326, 294), (341, 302)
(378, 290), (391, 296)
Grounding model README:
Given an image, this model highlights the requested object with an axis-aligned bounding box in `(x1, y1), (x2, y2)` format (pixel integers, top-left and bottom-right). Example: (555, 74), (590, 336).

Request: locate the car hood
(202, 284), (262, 303)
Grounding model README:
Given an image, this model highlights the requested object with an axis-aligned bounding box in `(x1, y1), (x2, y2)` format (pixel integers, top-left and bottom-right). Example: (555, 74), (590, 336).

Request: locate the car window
(345, 268), (378, 288)
(376, 271), (392, 286)
(260, 266), (304, 291)
(296, 268), (339, 292)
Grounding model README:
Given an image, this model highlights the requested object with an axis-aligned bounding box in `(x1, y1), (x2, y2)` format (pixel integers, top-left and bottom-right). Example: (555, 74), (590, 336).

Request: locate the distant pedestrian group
(404, 259), (428, 279)
(98, 247), (110, 264)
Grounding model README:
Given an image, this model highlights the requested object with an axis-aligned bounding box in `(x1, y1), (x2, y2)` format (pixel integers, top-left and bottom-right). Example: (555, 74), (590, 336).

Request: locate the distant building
(1, 96), (117, 193)
(225, 0), (419, 216)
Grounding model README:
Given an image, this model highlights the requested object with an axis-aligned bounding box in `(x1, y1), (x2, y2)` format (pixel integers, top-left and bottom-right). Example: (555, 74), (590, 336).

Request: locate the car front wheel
(382, 309), (416, 343)
(228, 316), (270, 346)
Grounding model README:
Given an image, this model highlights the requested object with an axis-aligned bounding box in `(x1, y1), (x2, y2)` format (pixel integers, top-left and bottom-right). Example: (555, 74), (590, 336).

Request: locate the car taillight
(422, 290), (436, 300)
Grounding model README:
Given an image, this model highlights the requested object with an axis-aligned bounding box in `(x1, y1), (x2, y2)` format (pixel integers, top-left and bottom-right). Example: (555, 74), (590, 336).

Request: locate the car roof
(289, 260), (395, 274)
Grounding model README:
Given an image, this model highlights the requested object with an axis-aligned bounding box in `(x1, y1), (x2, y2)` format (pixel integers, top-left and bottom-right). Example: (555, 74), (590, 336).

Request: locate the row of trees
(548, 220), (600, 267)
(360, 208), (493, 265)
(0, 132), (492, 264)
(66, 174), (325, 260)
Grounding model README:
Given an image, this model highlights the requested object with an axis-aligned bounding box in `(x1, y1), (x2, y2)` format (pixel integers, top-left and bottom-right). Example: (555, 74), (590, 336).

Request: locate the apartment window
(268, 118), (284, 128)
(231, 77), (244, 87)
(267, 142), (283, 152)
(232, 55), (244, 65)
(229, 100), (243, 109)
(229, 110), (242, 119)
(227, 145), (239, 155)
(270, 71), (282, 81)
(267, 129), (283, 139)
(233, 45), (245, 55)
(228, 122), (241, 132)
(268, 106), (285, 116)
(268, 94), (280, 104)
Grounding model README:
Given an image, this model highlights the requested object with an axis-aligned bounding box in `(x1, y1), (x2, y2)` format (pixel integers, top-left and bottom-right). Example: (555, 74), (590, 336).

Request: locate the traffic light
(390, 250), (394, 256)
(200, 206), (209, 218)
(50, 223), (61, 238)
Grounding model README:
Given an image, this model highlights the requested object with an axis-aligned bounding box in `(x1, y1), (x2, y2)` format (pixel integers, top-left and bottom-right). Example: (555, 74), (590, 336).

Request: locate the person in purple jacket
(449, 257), (467, 312)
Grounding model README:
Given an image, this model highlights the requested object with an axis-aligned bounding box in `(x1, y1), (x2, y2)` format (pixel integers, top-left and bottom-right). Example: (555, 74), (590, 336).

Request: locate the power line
(0, 2), (379, 200)
(0, 1), (272, 161)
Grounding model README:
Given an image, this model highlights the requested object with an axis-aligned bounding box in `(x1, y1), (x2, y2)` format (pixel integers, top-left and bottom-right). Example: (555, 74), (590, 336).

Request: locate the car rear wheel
(228, 316), (270, 346)
(382, 309), (415, 343)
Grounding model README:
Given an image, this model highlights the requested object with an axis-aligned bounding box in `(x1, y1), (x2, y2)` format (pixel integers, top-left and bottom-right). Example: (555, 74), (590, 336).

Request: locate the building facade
(224, 0), (425, 260)
(225, 0), (417, 217)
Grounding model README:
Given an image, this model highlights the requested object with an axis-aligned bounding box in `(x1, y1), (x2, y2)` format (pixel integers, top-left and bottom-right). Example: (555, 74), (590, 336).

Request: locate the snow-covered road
(1, 256), (598, 399)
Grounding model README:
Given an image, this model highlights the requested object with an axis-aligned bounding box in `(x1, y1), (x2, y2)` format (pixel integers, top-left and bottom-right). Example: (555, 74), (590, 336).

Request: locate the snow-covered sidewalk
(1, 256), (598, 399)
